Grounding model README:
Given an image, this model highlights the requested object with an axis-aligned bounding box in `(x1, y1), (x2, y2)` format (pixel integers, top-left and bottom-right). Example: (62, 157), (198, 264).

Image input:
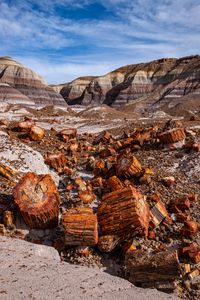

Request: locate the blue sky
(0, 0), (200, 83)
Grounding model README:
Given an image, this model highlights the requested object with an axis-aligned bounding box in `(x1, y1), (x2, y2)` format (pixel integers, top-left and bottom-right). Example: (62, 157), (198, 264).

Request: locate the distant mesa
(0, 56), (66, 107)
(51, 55), (200, 116)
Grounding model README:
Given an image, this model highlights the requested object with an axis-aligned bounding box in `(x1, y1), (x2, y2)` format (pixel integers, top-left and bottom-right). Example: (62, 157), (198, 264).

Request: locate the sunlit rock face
(53, 55), (200, 115)
(0, 57), (66, 107)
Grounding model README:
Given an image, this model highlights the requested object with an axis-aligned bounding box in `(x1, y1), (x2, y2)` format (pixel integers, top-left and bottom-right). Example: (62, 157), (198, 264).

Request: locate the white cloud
(0, 0), (199, 83)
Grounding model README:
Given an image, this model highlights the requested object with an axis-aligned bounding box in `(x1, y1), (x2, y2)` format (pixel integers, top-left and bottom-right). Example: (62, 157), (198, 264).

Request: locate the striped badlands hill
(0, 57), (66, 106)
(52, 55), (200, 116)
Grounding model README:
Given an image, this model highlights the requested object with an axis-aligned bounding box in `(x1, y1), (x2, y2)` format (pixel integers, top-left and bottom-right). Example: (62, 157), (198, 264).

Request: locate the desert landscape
(0, 0), (200, 298)
(0, 54), (199, 300)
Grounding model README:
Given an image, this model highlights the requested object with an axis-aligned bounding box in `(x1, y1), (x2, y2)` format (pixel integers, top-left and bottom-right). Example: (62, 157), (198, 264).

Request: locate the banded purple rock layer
(52, 55), (200, 115)
(0, 57), (66, 107)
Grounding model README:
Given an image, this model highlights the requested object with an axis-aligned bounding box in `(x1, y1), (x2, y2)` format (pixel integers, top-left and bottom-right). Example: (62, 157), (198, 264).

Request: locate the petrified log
(13, 172), (60, 229)
(116, 153), (142, 178)
(29, 125), (45, 141)
(98, 186), (149, 238)
(0, 162), (17, 180)
(17, 119), (35, 131)
(59, 128), (77, 141)
(158, 128), (186, 144)
(125, 250), (181, 291)
(107, 175), (124, 191)
(62, 207), (98, 246)
(114, 137), (134, 150)
(45, 153), (67, 173)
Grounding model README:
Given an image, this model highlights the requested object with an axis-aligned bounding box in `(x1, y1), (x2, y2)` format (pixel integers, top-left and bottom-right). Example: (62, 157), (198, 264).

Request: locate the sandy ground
(0, 236), (178, 300)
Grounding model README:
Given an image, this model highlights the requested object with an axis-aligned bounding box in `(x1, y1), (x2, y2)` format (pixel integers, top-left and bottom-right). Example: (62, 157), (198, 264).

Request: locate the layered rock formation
(0, 56), (66, 106)
(54, 55), (200, 116)
(51, 76), (97, 105)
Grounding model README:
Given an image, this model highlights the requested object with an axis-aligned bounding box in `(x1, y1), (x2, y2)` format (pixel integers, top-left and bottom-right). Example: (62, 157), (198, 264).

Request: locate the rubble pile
(0, 116), (200, 299)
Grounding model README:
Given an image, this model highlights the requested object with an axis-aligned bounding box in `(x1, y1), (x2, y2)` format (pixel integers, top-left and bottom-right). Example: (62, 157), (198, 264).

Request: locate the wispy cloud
(0, 0), (199, 83)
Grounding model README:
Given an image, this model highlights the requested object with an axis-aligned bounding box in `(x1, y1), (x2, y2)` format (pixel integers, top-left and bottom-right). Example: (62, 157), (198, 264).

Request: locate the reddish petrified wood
(114, 137), (134, 150)
(180, 243), (200, 264)
(17, 119), (35, 131)
(13, 172), (60, 229)
(107, 176), (124, 191)
(116, 153), (142, 178)
(45, 153), (67, 173)
(0, 162), (17, 180)
(78, 190), (96, 204)
(29, 125), (45, 141)
(99, 147), (116, 158)
(158, 128), (186, 144)
(125, 250), (181, 291)
(62, 207), (98, 246)
(59, 128), (77, 141)
(98, 186), (149, 238)
(181, 220), (199, 237)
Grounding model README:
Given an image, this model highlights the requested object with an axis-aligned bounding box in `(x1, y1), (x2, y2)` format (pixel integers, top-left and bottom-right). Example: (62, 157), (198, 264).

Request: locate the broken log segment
(116, 153), (142, 178)
(158, 128), (186, 144)
(45, 153), (67, 173)
(0, 162), (17, 180)
(29, 125), (45, 141)
(107, 176), (124, 191)
(62, 207), (98, 246)
(13, 172), (60, 229)
(98, 186), (149, 238)
(59, 128), (77, 141)
(125, 250), (181, 291)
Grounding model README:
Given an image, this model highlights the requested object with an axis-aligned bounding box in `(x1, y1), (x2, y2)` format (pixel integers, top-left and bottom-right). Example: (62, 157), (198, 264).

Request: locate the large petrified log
(0, 162), (17, 180)
(13, 172), (60, 229)
(116, 153), (142, 178)
(158, 128), (186, 144)
(62, 207), (98, 246)
(98, 186), (149, 239)
(125, 249), (181, 291)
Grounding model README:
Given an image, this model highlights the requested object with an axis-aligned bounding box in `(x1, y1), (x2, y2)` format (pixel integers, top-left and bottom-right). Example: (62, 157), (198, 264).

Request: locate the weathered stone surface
(0, 131), (59, 184)
(13, 172), (60, 229)
(0, 56), (66, 106)
(62, 207), (98, 246)
(0, 236), (177, 300)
